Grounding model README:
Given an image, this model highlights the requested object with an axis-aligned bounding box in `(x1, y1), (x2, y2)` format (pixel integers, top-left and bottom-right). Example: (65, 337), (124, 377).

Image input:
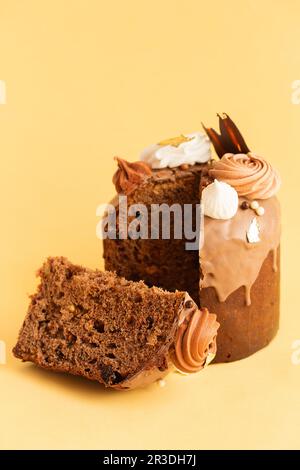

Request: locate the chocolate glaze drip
(272, 248), (278, 272)
(200, 196), (281, 306)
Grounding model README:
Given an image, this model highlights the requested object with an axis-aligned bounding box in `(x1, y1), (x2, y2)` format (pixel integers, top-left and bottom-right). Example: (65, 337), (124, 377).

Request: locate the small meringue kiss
(202, 179), (238, 220)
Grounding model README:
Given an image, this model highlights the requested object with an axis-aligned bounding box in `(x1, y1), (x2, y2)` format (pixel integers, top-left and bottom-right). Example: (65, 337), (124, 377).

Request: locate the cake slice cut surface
(13, 257), (218, 389)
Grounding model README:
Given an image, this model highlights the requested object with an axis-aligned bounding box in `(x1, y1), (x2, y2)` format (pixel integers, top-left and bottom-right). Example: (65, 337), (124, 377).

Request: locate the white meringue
(140, 132), (211, 169)
(202, 180), (238, 220)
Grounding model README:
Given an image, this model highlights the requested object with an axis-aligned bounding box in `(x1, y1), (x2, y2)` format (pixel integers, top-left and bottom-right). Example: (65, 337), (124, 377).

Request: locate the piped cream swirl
(209, 153), (281, 200)
(140, 132), (211, 169)
(113, 157), (152, 195)
(173, 307), (220, 373)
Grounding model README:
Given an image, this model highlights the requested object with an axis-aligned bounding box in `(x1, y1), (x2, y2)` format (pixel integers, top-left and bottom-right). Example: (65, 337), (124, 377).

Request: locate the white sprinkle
(204, 352), (216, 367)
(256, 206), (265, 216)
(250, 200), (259, 210)
(157, 379), (166, 388)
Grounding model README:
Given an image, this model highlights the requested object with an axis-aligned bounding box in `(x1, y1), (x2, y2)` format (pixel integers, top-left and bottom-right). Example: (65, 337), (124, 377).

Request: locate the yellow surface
(0, 0), (299, 450)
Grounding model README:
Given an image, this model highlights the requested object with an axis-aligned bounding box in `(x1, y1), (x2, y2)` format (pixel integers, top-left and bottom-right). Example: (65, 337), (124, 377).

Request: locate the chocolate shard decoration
(217, 114), (242, 154)
(202, 113), (251, 158)
(220, 113), (251, 154)
(201, 122), (227, 158)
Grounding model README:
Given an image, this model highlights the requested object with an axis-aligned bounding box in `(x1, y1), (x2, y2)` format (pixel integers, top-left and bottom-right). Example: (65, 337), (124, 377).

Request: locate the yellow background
(0, 0), (299, 450)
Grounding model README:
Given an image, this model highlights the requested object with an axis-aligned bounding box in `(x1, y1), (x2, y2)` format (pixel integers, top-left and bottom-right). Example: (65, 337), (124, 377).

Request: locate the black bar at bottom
(0, 449), (292, 465)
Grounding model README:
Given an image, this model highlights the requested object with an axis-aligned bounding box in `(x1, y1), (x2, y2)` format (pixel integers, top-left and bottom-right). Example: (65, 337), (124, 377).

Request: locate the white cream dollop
(140, 132), (211, 169)
(202, 180), (238, 220)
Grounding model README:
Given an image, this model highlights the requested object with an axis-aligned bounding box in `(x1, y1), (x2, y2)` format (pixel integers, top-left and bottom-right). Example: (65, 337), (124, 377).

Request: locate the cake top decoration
(140, 131), (211, 169)
(208, 153), (281, 199)
(246, 217), (261, 243)
(202, 179), (239, 220)
(202, 113), (250, 158)
(112, 157), (152, 195)
(157, 134), (193, 148)
(173, 306), (219, 374)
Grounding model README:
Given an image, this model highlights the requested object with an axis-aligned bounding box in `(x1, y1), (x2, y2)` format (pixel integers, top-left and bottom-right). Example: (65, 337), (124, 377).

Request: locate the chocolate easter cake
(13, 257), (219, 389)
(103, 115), (281, 362)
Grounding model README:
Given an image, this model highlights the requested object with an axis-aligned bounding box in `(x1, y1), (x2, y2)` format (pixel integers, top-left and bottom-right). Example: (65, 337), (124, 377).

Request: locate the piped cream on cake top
(140, 131), (211, 169)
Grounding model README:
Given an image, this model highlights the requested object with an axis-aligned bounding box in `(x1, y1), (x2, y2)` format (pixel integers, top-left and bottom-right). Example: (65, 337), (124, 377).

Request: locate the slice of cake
(13, 257), (219, 390)
(103, 116), (281, 363)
